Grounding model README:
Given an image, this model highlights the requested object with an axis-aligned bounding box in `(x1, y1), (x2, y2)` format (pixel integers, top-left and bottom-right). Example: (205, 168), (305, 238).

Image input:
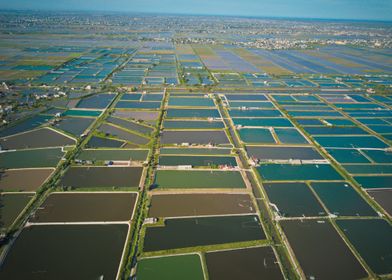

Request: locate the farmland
(0, 10), (391, 280)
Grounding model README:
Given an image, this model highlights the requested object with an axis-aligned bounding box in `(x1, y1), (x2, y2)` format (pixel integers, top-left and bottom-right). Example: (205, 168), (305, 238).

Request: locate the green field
(137, 254), (205, 280)
(154, 170), (246, 189)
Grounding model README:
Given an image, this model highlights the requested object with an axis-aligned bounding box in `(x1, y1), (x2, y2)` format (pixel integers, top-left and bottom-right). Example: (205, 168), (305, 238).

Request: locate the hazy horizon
(0, 0), (391, 21)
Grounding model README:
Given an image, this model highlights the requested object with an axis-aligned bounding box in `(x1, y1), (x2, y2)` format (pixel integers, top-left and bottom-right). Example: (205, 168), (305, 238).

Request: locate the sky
(0, 0), (391, 21)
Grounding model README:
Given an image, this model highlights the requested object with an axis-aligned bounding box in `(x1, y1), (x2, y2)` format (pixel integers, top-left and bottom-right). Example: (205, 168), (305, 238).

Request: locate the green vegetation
(137, 254), (205, 280)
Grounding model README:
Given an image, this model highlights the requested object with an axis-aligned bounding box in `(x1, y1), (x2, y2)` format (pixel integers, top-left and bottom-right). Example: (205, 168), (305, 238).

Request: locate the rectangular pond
(246, 146), (323, 161)
(106, 116), (154, 135)
(161, 130), (229, 145)
(148, 193), (255, 217)
(86, 136), (125, 148)
(154, 170), (246, 189)
(76, 149), (149, 162)
(311, 182), (376, 216)
(0, 169), (53, 192)
(238, 128), (275, 144)
(336, 219), (392, 275)
(53, 117), (94, 136)
(326, 148), (371, 164)
(30, 192), (138, 223)
(367, 189), (392, 216)
(76, 93), (116, 109)
(314, 136), (388, 149)
(163, 120), (224, 129)
(159, 147), (232, 155)
(0, 128), (76, 150)
(166, 108), (220, 119)
(281, 219), (367, 280)
(354, 176), (392, 189)
(0, 115), (52, 138)
(264, 182), (326, 217)
(59, 166), (143, 189)
(158, 155), (237, 167)
(0, 224), (128, 280)
(0, 193), (34, 230)
(205, 246), (283, 280)
(232, 118), (293, 128)
(143, 215), (265, 252)
(0, 147), (65, 169)
(168, 97), (215, 107)
(256, 164), (342, 181)
(98, 123), (149, 145)
(137, 254), (204, 280)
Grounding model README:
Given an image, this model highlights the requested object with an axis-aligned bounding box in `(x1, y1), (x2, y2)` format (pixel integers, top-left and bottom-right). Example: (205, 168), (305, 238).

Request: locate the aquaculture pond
(354, 176), (392, 189)
(228, 100), (274, 108)
(86, 136), (125, 148)
(0, 114), (52, 138)
(229, 109), (281, 118)
(168, 97), (215, 107)
(158, 155), (237, 167)
(59, 167), (143, 189)
(160, 130), (229, 145)
(224, 94), (268, 101)
(336, 219), (392, 275)
(76, 149), (149, 162)
(0, 169), (53, 192)
(0, 193), (34, 230)
(288, 111), (342, 117)
(326, 148), (371, 163)
(121, 93), (142, 101)
(367, 189), (392, 216)
(154, 170), (246, 189)
(0, 128), (76, 150)
(232, 118), (293, 127)
(116, 101), (162, 109)
(166, 108), (220, 118)
(143, 215), (265, 252)
(137, 254), (204, 280)
(63, 109), (102, 117)
(148, 193), (255, 217)
(76, 93), (116, 109)
(311, 182), (376, 216)
(362, 149), (392, 163)
(205, 246), (284, 280)
(343, 164), (392, 175)
(238, 128), (275, 144)
(163, 120), (224, 129)
(246, 146), (323, 161)
(0, 147), (65, 169)
(264, 183), (325, 217)
(159, 147), (232, 155)
(98, 123), (149, 145)
(106, 116), (154, 135)
(0, 224), (128, 280)
(314, 135), (388, 149)
(113, 110), (159, 121)
(53, 117), (94, 136)
(256, 164), (342, 181)
(296, 119), (324, 126)
(281, 220), (367, 280)
(274, 128), (308, 144)
(303, 126), (367, 135)
(30, 192), (138, 223)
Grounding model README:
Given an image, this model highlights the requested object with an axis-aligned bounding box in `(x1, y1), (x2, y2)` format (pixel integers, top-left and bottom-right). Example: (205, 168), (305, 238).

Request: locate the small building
(144, 217), (157, 225)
